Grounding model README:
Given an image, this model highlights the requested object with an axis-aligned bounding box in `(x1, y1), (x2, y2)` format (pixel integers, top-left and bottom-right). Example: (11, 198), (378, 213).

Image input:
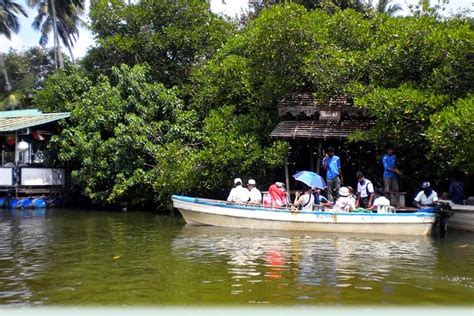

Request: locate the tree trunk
(0, 53), (12, 93)
(50, 0), (64, 69)
(66, 43), (75, 64)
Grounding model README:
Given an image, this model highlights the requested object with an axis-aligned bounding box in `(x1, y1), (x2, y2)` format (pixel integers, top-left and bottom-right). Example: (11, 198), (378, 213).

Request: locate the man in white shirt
(227, 178), (250, 204)
(356, 171), (374, 209)
(414, 181), (439, 208)
(247, 179), (262, 204)
(370, 189), (391, 213)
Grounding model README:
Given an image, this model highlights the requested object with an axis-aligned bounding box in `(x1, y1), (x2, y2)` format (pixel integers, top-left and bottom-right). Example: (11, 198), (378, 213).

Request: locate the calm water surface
(0, 208), (472, 306)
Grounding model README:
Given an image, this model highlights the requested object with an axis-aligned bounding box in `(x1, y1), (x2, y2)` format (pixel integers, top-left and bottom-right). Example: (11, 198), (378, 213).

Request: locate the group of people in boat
(226, 176), (393, 213)
(227, 144), (461, 212)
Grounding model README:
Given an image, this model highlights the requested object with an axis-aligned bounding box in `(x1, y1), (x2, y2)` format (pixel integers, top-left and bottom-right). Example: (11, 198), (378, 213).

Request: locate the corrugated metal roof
(278, 93), (353, 108)
(0, 109), (43, 118)
(0, 112), (70, 132)
(270, 120), (371, 139)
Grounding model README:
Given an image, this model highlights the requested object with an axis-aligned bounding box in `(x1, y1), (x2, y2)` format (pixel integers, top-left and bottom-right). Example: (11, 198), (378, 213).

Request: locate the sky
(1, 0), (472, 59)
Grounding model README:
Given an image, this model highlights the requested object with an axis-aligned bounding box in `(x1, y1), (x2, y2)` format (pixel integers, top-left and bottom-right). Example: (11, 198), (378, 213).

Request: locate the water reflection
(0, 209), (51, 305)
(172, 225), (439, 300)
(0, 210), (471, 306)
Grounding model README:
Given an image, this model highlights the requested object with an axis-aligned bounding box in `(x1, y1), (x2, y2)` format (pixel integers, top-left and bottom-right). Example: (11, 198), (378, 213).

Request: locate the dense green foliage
(427, 95), (474, 174)
(191, 4), (473, 185)
(46, 65), (287, 208)
(35, 2), (473, 208)
(34, 64), (90, 112)
(1, 47), (57, 109)
(82, 0), (235, 86)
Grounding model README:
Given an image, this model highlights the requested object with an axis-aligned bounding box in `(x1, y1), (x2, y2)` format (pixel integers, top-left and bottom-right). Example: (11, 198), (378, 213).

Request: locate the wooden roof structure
(270, 120), (371, 140)
(271, 93), (370, 140)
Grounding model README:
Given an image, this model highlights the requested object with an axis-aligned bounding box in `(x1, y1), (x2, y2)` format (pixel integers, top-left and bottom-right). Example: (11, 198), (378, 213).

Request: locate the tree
(0, 0), (27, 40)
(373, 0), (402, 15)
(1, 47), (57, 109)
(34, 62), (90, 112)
(28, 0), (85, 68)
(427, 95), (474, 175)
(83, 0), (235, 86)
(39, 2), (473, 208)
(47, 64), (196, 207)
(0, 0), (27, 101)
(191, 3), (474, 190)
(0, 0), (27, 108)
(247, 0), (371, 16)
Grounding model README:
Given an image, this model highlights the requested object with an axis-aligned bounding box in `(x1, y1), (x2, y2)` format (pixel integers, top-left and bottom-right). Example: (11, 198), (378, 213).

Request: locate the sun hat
(339, 187), (350, 197)
(248, 179), (256, 185)
(234, 178), (242, 185)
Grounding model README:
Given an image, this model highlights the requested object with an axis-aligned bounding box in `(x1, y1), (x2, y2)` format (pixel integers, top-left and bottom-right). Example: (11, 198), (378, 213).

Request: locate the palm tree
(1, 0), (27, 97)
(374, 0), (402, 15)
(28, 0), (85, 68)
(0, 0), (27, 40)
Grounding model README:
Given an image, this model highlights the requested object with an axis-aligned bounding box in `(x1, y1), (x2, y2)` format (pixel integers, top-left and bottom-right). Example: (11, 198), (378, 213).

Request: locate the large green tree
(191, 3), (474, 188)
(83, 0), (234, 87)
(39, 2), (473, 208)
(43, 64), (286, 208)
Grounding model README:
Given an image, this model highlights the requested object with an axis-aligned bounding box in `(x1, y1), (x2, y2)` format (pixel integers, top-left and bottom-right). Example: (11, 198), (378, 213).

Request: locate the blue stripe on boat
(171, 195), (435, 217)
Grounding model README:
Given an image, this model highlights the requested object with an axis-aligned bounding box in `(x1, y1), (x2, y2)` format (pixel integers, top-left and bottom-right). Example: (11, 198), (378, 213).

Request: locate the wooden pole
(309, 141), (314, 171)
(316, 139), (322, 174)
(285, 155), (290, 197)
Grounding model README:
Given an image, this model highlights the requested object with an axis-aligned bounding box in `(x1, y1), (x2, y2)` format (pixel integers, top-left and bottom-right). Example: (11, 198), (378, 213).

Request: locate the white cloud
(0, 34), (24, 53)
(210, 0), (249, 18)
(71, 27), (95, 59)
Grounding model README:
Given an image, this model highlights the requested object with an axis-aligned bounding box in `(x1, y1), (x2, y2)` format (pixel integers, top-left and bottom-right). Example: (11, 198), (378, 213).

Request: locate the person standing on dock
(382, 144), (401, 206)
(322, 147), (342, 203)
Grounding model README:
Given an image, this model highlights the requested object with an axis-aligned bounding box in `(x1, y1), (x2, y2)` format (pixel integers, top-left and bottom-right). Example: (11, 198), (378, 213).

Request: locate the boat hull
(449, 205), (474, 232)
(172, 196), (436, 236)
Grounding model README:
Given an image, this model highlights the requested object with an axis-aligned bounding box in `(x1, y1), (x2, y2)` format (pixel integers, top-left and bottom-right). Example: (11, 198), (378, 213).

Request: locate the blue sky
(1, 0), (472, 59)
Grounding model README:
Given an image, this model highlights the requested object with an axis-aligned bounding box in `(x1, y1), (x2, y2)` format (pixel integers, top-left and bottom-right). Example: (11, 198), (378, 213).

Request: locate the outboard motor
(433, 202), (454, 238)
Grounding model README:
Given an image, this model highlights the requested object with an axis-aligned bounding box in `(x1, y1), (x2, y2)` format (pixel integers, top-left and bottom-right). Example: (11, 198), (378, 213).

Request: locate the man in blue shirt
(382, 144), (400, 206)
(322, 146), (342, 203)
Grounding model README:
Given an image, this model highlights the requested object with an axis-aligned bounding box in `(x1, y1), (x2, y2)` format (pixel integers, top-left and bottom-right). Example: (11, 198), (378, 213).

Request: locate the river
(0, 208), (472, 306)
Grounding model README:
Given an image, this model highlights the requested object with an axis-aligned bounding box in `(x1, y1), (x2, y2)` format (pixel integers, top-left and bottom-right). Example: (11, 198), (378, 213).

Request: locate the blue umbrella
(293, 171), (327, 189)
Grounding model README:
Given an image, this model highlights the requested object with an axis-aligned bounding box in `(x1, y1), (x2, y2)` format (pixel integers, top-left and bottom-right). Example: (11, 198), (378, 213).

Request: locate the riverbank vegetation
(3, 1), (473, 209)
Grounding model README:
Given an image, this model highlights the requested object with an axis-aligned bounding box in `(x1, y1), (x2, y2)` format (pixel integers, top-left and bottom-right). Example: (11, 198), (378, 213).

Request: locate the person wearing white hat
(227, 177), (250, 204)
(247, 179), (262, 204)
(332, 186), (356, 212)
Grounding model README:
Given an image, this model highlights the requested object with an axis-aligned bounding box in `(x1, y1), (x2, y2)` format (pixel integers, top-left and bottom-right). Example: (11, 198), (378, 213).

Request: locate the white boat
(448, 204), (474, 232)
(171, 195), (442, 236)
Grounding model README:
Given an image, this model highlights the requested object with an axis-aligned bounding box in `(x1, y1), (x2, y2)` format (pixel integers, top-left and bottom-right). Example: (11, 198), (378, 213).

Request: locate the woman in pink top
(265, 182), (288, 208)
